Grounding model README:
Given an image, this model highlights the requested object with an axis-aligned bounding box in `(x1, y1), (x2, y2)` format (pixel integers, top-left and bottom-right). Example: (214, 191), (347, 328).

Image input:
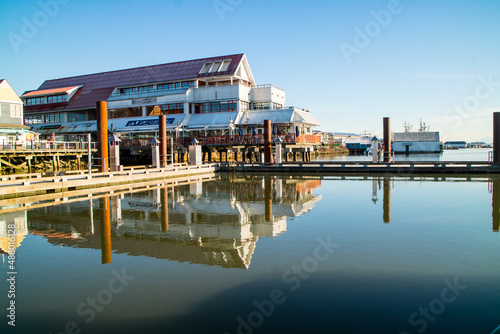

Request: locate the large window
(44, 113), (64, 123)
(67, 113), (85, 122)
(160, 103), (184, 115)
(198, 101), (237, 113)
(108, 107), (143, 119)
(251, 102), (270, 110)
(25, 115), (43, 124)
(47, 94), (67, 103)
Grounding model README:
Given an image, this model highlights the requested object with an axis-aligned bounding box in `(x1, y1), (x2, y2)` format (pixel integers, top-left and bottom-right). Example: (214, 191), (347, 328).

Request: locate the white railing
(1, 140), (97, 151)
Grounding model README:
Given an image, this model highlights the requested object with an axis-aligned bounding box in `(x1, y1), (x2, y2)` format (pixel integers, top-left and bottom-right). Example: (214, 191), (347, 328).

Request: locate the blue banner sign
(125, 118), (175, 127)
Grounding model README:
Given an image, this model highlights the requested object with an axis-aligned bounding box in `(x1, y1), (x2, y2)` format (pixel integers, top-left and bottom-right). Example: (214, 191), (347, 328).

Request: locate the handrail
(1, 140), (97, 151)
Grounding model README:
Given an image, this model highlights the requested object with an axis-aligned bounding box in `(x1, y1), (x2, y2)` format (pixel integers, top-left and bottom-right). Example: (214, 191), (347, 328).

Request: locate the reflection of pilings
(492, 179), (500, 231)
(383, 177), (391, 223)
(100, 197), (112, 264)
(372, 177), (378, 204)
(161, 187), (169, 231)
(265, 178), (272, 222)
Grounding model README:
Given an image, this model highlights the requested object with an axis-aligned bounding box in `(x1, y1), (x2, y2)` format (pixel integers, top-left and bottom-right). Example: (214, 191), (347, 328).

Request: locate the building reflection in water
(0, 212), (28, 263)
(21, 176), (322, 269)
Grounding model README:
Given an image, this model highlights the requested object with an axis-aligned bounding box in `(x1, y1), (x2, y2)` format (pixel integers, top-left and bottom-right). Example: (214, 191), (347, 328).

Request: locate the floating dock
(220, 161), (500, 174)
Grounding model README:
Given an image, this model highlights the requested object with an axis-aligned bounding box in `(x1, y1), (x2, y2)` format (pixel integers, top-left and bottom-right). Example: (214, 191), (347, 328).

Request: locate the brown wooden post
(159, 115), (167, 167)
(264, 120), (272, 164)
(96, 101), (108, 173)
(383, 117), (391, 163)
(494, 112), (500, 164)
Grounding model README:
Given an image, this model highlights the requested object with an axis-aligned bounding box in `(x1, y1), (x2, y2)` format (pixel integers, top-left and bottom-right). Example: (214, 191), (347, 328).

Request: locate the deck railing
(1, 140), (97, 151)
(120, 134), (321, 147)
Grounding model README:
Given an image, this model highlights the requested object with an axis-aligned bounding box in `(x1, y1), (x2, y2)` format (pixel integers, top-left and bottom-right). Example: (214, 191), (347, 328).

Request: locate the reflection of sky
(2, 176), (500, 333)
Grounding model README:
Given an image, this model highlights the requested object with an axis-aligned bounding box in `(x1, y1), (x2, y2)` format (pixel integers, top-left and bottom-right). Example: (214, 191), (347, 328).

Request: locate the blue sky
(1, 0), (499, 141)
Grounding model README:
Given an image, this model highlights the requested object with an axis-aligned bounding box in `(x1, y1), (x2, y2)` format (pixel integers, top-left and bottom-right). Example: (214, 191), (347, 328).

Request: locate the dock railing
(1, 140), (97, 152)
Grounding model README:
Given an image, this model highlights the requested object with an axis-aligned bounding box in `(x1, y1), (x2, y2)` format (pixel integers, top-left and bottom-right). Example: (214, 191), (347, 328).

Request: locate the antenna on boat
(403, 121), (412, 132)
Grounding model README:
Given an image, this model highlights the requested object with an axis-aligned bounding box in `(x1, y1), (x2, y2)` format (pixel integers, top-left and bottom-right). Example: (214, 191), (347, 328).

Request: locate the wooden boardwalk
(0, 164), (217, 199)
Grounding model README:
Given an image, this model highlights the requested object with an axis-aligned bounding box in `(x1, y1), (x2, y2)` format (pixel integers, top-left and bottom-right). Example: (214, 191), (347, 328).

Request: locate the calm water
(316, 147), (492, 162)
(1, 172), (500, 334)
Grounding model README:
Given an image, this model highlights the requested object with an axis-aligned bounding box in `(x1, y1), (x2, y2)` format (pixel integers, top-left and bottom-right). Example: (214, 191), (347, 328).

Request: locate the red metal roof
(21, 85), (81, 97)
(25, 54), (245, 113)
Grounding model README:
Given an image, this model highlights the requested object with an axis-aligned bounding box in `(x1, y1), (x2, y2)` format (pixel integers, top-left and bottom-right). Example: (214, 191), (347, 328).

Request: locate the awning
(22, 86), (81, 98)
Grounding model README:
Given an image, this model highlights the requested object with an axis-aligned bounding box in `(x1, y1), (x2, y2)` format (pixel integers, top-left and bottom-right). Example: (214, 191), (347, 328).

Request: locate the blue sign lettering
(125, 118), (175, 127)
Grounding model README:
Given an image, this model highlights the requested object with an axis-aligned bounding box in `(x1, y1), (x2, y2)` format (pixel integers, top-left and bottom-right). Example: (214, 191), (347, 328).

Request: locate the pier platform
(0, 164), (217, 199)
(220, 161), (500, 174)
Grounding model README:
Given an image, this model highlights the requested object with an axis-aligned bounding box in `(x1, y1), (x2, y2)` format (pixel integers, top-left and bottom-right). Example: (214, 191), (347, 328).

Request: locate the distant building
(444, 141), (467, 149)
(393, 131), (441, 153)
(21, 54), (321, 146)
(0, 79), (30, 147)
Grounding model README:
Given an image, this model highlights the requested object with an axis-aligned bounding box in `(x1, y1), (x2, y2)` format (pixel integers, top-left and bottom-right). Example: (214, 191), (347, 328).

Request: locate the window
(10, 104), (22, 118)
(200, 101), (237, 113)
(252, 102), (270, 110)
(199, 62), (212, 74)
(26, 97), (45, 105)
(25, 115), (43, 124)
(67, 113), (85, 122)
(108, 107), (142, 119)
(44, 113), (64, 123)
(219, 60), (231, 72)
(210, 61), (221, 73)
(240, 101), (249, 111)
(160, 103), (184, 115)
(47, 94), (67, 103)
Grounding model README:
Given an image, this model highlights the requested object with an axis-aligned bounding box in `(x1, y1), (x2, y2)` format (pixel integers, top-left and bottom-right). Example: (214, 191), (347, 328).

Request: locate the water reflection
(21, 176), (322, 269)
(3, 174), (500, 267)
(492, 178), (500, 231)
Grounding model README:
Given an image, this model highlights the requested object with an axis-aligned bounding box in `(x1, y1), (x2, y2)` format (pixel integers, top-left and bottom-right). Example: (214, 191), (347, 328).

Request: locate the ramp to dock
(0, 164), (217, 199)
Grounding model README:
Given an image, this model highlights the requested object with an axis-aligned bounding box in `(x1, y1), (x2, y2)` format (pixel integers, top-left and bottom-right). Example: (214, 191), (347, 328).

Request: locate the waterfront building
(392, 131), (441, 153)
(21, 54), (321, 150)
(0, 79), (31, 147)
(444, 141), (467, 149)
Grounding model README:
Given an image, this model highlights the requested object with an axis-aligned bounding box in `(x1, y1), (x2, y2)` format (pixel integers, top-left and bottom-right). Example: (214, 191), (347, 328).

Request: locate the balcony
(119, 134), (321, 148)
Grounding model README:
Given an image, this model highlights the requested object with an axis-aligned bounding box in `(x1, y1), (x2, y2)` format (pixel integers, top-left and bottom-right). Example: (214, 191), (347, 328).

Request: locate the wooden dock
(220, 161), (500, 174)
(0, 164), (217, 199)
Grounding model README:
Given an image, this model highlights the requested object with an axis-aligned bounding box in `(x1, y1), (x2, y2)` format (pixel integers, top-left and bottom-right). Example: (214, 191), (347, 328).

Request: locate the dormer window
(199, 62), (212, 74)
(199, 59), (231, 74)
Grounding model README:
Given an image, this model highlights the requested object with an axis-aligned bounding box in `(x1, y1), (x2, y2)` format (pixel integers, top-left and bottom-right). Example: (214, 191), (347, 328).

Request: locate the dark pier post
(383, 117), (391, 163)
(264, 120), (272, 164)
(100, 196), (112, 264)
(96, 101), (109, 173)
(159, 115), (167, 167)
(494, 112), (500, 164)
(265, 177), (273, 222)
(161, 187), (169, 231)
(383, 177), (391, 223)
